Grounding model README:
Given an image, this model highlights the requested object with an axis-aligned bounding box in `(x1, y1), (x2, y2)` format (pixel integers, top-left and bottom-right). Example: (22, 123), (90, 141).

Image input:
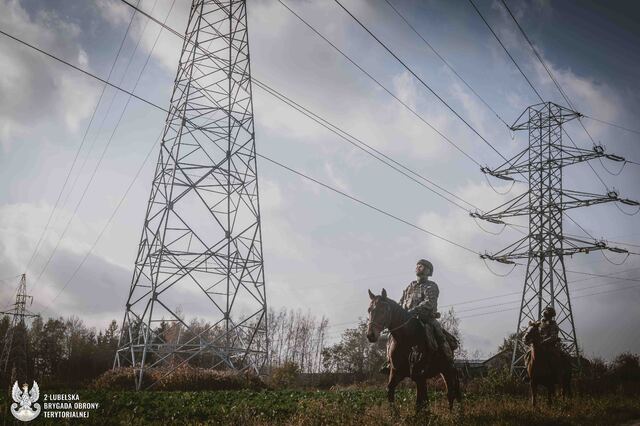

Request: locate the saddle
(417, 313), (459, 353)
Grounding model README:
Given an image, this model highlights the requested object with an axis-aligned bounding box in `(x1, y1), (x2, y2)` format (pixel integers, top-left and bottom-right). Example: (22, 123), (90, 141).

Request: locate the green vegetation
(1, 388), (639, 425)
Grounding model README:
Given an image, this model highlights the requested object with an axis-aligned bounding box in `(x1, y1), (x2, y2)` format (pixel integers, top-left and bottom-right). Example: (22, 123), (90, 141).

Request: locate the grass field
(2, 388), (639, 425)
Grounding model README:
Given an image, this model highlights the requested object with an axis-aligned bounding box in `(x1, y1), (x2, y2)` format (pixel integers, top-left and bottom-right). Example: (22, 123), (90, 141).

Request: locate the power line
(276, 0), (482, 167)
(28, 0), (176, 293)
(453, 276), (640, 315)
(119, 0), (535, 241)
(499, 0), (625, 158)
(496, 0), (615, 193)
(0, 26), (484, 307)
(468, 0), (620, 248)
(41, 131), (162, 313)
(0, 275), (22, 285)
(507, 221), (640, 251)
(467, 0), (543, 102)
(258, 154), (480, 255)
(459, 282), (640, 320)
(383, 0), (510, 128)
(565, 270), (640, 283)
(124, 0), (485, 214)
(21, 2), (141, 274)
(253, 80), (476, 213)
(329, 272), (640, 329)
(583, 115), (640, 136)
(499, 0), (570, 105)
(120, 0), (504, 218)
(56, 0), (162, 223)
(333, 0), (516, 168)
(0, 30), (167, 114)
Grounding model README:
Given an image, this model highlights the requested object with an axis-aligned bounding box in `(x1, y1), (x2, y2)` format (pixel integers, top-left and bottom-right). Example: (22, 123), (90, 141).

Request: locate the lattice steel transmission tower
(474, 102), (638, 376)
(115, 0), (267, 389)
(1, 274), (38, 380)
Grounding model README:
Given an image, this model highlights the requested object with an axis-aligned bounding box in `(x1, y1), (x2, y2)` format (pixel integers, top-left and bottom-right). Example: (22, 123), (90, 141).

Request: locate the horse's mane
(380, 295), (412, 323)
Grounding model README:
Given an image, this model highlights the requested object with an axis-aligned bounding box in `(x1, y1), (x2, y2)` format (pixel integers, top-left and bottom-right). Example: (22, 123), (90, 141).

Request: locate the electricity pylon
(115, 0), (267, 389)
(474, 102), (638, 376)
(1, 274), (38, 380)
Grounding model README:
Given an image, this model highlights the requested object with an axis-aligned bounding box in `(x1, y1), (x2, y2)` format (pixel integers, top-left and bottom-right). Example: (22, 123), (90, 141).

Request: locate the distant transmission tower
(1, 274), (38, 380)
(115, 0), (267, 389)
(474, 102), (638, 376)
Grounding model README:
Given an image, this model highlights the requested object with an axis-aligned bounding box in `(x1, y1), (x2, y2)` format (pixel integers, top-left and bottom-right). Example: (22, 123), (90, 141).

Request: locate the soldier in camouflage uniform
(380, 259), (453, 374)
(540, 306), (562, 353)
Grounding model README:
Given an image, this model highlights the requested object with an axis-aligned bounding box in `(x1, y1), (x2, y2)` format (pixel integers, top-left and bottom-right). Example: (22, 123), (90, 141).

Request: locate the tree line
(0, 307), (332, 387)
(4, 306), (635, 390)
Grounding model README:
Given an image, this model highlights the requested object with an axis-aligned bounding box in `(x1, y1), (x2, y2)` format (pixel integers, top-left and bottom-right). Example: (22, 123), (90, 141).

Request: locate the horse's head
(524, 321), (541, 346)
(366, 288), (391, 343)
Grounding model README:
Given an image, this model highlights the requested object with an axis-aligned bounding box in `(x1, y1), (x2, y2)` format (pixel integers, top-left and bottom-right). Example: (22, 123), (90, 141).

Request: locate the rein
(370, 300), (414, 333)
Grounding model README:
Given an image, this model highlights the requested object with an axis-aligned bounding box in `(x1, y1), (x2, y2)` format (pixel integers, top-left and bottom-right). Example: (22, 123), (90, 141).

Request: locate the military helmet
(543, 306), (556, 317)
(417, 259), (433, 275)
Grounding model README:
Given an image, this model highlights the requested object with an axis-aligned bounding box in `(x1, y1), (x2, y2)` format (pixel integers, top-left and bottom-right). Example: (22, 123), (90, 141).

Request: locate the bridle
(369, 300), (414, 334)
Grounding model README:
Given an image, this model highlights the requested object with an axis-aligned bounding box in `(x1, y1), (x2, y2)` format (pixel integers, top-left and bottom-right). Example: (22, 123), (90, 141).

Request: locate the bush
(268, 361), (300, 388)
(92, 367), (266, 391)
(464, 368), (527, 396)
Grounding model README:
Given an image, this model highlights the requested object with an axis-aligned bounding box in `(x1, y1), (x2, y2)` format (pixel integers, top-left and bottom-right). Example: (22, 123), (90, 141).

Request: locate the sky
(1, 0), (639, 360)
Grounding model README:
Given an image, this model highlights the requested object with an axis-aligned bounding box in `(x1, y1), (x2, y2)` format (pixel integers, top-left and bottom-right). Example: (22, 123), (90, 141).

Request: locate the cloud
(530, 56), (620, 140)
(417, 178), (528, 289)
(259, 178), (312, 262)
(0, 0), (100, 152)
(2, 0), (638, 360)
(96, 0), (133, 28)
(0, 202), (126, 325)
(323, 162), (350, 193)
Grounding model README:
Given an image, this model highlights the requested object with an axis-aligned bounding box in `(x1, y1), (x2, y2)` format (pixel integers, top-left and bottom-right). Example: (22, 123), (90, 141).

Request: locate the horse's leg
(547, 383), (555, 405)
(530, 381), (537, 407)
(563, 364), (572, 400)
(387, 369), (402, 404)
(564, 373), (572, 399)
(415, 376), (428, 414)
(441, 365), (459, 411)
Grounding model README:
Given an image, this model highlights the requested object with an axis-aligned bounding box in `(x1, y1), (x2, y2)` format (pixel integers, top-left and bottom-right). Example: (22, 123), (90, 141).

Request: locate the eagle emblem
(10, 381), (41, 422)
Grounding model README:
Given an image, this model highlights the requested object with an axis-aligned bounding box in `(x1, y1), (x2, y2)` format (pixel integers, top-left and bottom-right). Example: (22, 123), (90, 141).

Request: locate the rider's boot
(431, 320), (453, 362)
(441, 340), (454, 363)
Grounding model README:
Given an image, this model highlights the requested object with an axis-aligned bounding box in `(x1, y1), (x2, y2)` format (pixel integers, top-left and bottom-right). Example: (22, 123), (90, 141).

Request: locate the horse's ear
(381, 288), (387, 299)
(368, 289), (375, 300)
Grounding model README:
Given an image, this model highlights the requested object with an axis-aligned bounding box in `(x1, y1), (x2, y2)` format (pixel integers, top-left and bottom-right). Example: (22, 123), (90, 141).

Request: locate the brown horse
(524, 321), (572, 406)
(366, 289), (462, 412)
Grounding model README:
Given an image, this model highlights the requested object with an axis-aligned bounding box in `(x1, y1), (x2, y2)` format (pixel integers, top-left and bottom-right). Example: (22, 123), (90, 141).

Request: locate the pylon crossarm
(483, 243), (626, 260)
(471, 191), (530, 222)
(560, 144), (626, 165)
(481, 147), (530, 179)
(560, 189), (638, 209)
(480, 235), (530, 262)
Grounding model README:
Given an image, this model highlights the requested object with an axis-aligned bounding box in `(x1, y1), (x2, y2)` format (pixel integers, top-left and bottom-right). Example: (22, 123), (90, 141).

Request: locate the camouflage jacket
(400, 279), (439, 321)
(540, 319), (560, 345)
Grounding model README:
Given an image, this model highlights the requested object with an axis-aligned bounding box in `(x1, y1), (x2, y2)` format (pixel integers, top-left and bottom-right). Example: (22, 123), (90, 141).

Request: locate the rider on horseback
(380, 259), (454, 374)
(540, 306), (563, 356)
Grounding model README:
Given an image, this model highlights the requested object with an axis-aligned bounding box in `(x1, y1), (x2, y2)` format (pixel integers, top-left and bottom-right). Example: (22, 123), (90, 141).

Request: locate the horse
(523, 321), (572, 407)
(366, 288), (462, 413)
